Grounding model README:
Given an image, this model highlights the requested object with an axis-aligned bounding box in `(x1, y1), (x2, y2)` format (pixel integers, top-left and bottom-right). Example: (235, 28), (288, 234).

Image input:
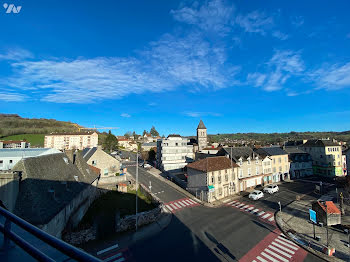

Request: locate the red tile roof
(317, 201), (341, 214)
(187, 156), (239, 172)
(88, 165), (101, 175)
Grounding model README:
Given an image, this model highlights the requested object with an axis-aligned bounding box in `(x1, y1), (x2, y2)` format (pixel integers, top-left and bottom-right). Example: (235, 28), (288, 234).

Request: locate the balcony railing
(0, 206), (101, 262)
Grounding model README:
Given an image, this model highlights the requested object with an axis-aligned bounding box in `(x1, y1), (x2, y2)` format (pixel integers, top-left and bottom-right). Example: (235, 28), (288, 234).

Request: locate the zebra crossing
(164, 198), (200, 213)
(226, 200), (275, 224)
(239, 229), (307, 262)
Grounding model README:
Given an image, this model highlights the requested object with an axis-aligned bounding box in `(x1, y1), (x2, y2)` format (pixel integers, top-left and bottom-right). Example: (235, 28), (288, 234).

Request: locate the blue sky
(1, 0), (350, 136)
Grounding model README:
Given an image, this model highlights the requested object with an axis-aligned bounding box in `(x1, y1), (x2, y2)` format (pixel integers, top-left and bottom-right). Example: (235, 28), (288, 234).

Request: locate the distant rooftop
(45, 131), (97, 136)
(197, 120), (206, 129)
(0, 148), (61, 158)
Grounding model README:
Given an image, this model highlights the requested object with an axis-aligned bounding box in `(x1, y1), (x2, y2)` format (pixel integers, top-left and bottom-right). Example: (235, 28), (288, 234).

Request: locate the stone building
(44, 131), (98, 150)
(197, 120), (208, 151)
(82, 146), (121, 183)
(8, 152), (99, 238)
(187, 156), (239, 202)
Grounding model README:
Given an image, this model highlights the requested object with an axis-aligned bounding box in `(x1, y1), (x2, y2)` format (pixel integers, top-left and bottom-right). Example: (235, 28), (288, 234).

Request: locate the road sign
(309, 209), (317, 223)
(208, 185), (215, 193)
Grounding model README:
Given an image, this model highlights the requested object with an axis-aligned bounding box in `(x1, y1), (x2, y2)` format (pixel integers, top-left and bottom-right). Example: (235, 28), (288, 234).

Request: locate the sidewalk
(82, 207), (172, 256)
(276, 199), (350, 261)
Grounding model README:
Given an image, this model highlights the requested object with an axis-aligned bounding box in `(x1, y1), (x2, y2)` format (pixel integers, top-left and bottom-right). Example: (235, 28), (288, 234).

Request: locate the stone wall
(0, 171), (19, 212)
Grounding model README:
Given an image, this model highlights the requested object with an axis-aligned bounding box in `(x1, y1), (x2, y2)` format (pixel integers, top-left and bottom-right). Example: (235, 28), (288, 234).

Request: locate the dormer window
(247, 158), (251, 165)
(239, 159), (243, 165)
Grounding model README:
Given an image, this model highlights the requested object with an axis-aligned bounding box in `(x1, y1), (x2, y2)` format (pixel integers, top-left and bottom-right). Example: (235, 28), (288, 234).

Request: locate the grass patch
(0, 134), (45, 147)
(79, 190), (156, 229)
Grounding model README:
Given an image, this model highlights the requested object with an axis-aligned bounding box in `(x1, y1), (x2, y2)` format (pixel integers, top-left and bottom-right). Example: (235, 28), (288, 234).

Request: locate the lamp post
(135, 151), (139, 232)
(345, 229), (350, 261)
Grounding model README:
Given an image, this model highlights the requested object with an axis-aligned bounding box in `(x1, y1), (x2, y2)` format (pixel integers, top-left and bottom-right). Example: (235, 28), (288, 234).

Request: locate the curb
(274, 210), (341, 262)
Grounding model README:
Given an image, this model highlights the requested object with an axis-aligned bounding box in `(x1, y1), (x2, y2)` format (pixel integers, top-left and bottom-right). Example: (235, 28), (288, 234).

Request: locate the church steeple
(197, 119), (207, 129)
(196, 120), (208, 150)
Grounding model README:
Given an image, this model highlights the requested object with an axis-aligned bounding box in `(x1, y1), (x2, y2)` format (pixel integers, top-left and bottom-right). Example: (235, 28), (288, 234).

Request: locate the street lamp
(135, 151), (139, 232)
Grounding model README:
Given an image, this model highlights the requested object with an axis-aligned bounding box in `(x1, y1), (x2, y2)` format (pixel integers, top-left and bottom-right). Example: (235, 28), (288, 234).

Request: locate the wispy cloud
(120, 113), (131, 118)
(0, 48), (33, 61)
(291, 16), (304, 28)
(170, 0), (235, 36)
(272, 31), (289, 40)
(235, 11), (273, 35)
(184, 111), (222, 117)
(310, 62), (350, 90)
(0, 92), (26, 102)
(248, 50), (304, 91)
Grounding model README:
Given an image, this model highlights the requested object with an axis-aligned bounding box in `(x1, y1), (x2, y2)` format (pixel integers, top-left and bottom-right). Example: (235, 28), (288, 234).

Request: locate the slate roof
(12, 152), (98, 225)
(197, 120), (206, 129)
(217, 147), (259, 162)
(255, 147), (288, 156)
(187, 156), (238, 172)
(167, 134), (181, 138)
(283, 147), (306, 154)
(302, 139), (340, 147)
(142, 142), (157, 147)
(82, 147), (97, 161)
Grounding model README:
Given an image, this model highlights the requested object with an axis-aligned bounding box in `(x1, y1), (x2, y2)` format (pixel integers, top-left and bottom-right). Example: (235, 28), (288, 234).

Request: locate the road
(124, 163), (323, 262)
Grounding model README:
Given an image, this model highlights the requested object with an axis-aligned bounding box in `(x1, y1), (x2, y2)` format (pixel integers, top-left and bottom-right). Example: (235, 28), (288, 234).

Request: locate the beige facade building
(187, 156), (239, 203)
(82, 146), (120, 178)
(44, 131), (98, 150)
(217, 147), (266, 191)
(255, 147), (290, 182)
(302, 139), (344, 177)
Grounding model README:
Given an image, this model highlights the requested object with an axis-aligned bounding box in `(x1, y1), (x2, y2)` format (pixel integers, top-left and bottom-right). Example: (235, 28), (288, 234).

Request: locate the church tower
(197, 120), (207, 150)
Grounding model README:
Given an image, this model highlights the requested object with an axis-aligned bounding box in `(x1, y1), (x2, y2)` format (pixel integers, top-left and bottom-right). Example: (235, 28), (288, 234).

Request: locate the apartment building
(302, 139), (343, 177)
(156, 134), (194, 172)
(284, 147), (313, 179)
(0, 140), (30, 149)
(255, 147), (290, 182)
(187, 156), (239, 203)
(44, 131), (98, 150)
(217, 147), (265, 191)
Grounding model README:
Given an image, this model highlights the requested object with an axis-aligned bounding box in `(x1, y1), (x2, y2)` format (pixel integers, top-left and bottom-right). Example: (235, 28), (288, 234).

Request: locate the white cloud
(0, 48), (33, 61)
(235, 11), (273, 35)
(291, 16), (304, 27)
(170, 0), (235, 36)
(272, 31), (289, 40)
(184, 111), (221, 117)
(311, 63), (350, 90)
(0, 92), (26, 102)
(120, 113), (131, 118)
(248, 50), (304, 92)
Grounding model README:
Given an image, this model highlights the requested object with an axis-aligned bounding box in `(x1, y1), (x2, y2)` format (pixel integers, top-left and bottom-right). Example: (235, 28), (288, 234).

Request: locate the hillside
(0, 114), (80, 138)
(0, 134), (45, 147)
(209, 131), (350, 145)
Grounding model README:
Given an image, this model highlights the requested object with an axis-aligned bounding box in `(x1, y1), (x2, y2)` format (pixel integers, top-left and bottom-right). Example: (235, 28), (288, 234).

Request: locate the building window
(279, 166), (282, 172)
(248, 168), (251, 176)
(248, 158), (251, 165)
(211, 176), (215, 184)
(92, 160), (97, 166)
(9, 160), (13, 164)
(232, 172), (235, 180)
(239, 159), (243, 165)
(256, 167), (259, 175)
(239, 169), (243, 178)
(0, 160), (3, 167)
(218, 175), (221, 184)
(225, 174), (228, 182)
(273, 159), (275, 164)
(104, 169), (108, 176)
(219, 188), (222, 196)
(273, 167), (276, 173)
(278, 157), (281, 163)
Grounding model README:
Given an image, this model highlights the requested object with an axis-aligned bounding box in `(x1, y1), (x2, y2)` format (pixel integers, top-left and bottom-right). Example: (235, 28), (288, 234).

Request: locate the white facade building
(0, 140), (30, 149)
(157, 135), (194, 172)
(44, 132), (98, 150)
(0, 148), (61, 171)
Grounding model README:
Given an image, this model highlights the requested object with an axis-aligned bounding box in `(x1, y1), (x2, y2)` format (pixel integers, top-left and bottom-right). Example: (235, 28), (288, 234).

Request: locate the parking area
(238, 181), (319, 213)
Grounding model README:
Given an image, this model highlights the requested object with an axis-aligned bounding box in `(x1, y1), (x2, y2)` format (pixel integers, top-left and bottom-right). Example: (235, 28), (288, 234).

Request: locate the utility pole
(135, 151), (139, 232)
(325, 202), (329, 247)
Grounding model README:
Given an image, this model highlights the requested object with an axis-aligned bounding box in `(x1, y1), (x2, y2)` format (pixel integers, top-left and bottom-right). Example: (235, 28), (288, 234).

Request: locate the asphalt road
(126, 164), (323, 262)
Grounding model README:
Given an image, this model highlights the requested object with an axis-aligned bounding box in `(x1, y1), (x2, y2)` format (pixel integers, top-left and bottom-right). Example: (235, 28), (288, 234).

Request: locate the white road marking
(184, 200), (192, 205)
(271, 242), (295, 254)
(264, 248), (289, 262)
(173, 202), (182, 209)
(227, 201), (235, 205)
(179, 201), (187, 207)
(262, 214), (270, 219)
(256, 255), (268, 262)
(261, 251), (279, 262)
(268, 216), (274, 222)
(97, 244), (119, 255)
(275, 238), (298, 250)
(115, 257), (125, 262)
(241, 205), (250, 209)
(170, 203), (178, 210)
(268, 245), (292, 258)
(188, 199), (197, 204)
(237, 203), (245, 207)
(223, 199), (232, 203)
(277, 236), (298, 247)
(165, 205), (173, 211)
(182, 200), (190, 206)
(246, 207), (254, 211)
(257, 211), (265, 216)
(252, 209), (259, 213)
(104, 252), (122, 262)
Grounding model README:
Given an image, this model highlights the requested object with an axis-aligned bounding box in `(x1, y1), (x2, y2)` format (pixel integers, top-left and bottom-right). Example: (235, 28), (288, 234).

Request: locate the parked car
(248, 190), (264, 200)
(144, 163), (152, 169)
(263, 184), (279, 194)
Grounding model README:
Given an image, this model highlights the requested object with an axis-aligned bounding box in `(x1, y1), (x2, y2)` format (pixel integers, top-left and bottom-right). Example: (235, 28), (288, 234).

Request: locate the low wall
(98, 175), (127, 185)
